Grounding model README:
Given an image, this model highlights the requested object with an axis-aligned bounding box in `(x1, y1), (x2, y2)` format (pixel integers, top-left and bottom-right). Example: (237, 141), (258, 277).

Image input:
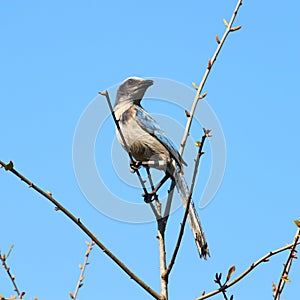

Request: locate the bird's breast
(116, 108), (170, 165)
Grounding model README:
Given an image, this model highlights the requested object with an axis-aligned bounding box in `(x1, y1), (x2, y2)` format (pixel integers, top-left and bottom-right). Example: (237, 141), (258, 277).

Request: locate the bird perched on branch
(113, 76), (209, 259)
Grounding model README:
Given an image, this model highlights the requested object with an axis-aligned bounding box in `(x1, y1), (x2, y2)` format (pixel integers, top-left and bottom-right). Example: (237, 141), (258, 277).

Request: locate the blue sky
(1, 1), (300, 299)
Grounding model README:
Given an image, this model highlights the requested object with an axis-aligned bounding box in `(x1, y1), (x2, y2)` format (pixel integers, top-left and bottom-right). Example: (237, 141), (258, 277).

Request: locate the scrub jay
(114, 77), (209, 259)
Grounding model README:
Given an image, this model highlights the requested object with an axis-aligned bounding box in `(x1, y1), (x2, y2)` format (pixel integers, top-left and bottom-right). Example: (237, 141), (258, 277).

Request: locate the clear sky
(1, 1), (300, 299)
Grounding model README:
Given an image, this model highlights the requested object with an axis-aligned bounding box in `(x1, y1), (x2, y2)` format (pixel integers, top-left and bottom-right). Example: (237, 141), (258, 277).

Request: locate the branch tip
(192, 82), (199, 90)
(226, 265), (236, 282)
(223, 19), (229, 27)
(294, 220), (300, 228)
(184, 109), (191, 117)
(230, 25), (242, 32)
(199, 92), (207, 99)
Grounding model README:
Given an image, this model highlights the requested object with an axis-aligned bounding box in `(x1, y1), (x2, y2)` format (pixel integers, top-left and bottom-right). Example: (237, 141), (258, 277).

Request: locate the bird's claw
(142, 190), (157, 203)
(130, 160), (142, 173)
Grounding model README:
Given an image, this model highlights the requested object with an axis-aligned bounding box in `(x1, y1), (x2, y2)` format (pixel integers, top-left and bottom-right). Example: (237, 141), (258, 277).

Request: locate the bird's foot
(142, 190), (157, 203)
(130, 160), (142, 173)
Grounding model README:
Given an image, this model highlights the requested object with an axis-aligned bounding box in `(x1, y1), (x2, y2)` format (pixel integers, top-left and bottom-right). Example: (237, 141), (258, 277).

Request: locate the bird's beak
(142, 79), (154, 88)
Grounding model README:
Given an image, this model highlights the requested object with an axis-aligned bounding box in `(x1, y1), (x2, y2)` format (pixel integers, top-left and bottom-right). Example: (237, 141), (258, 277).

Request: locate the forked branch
(273, 221), (300, 299)
(163, 129), (211, 279)
(0, 160), (162, 300)
(70, 240), (95, 300)
(196, 240), (300, 300)
(179, 0), (243, 156)
(0, 245), (25, 299)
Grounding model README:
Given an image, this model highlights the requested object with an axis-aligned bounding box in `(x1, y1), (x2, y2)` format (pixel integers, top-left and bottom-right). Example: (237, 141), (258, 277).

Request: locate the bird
(113, 76), (209, 259)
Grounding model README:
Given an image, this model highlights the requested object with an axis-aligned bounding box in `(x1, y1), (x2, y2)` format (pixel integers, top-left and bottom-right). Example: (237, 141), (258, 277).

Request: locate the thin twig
(145, 172), (168, 299)
(213, 273), (230, 300)
(196, 241), (300, 300)
(0, 160), (162, 300)
(149, 201), (161, 221)
(0, 247), (25, 299)
(70, 240), (95, 300)
(146, 167), (161, 216)
(216, 283), (229, 300)
(273, 223), (300, 299)
(162, 0), (243, 262)
(163, 180), (176, 219)
(163, 129), (210, 279)
(179, 0), (243, 156)
(157, 221), (168, 300)
(220, 289), (229, 300)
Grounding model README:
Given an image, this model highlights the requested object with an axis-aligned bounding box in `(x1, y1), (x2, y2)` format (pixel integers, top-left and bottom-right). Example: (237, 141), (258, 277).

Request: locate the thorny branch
(0, 160), (162, 300)
(196, 240), (300, 300)
(70, 240), (95, 300)
(273, 222), (300, 299)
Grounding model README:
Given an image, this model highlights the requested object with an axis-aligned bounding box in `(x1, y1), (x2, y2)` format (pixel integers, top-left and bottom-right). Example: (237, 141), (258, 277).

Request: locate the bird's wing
(134, 105), (186, 167)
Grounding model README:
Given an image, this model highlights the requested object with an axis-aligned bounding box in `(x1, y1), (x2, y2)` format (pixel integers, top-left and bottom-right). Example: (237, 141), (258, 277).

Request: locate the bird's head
(115, 77), (153, 105)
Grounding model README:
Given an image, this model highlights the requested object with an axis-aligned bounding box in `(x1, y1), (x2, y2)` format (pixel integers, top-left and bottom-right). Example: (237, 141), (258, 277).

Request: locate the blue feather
(134, 106), (186, 168)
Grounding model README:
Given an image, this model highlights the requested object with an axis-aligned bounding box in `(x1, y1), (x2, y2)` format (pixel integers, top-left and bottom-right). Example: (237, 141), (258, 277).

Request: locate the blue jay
(114, 77), (209, 259)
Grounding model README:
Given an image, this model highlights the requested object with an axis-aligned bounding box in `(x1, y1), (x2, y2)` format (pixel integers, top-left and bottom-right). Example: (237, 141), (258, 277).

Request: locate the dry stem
(273, 225), (300, 299)
(196, 241), (300, 300)
(179, 0), (243, 157)
(0, 160), (162, 300)
(163, 129), (210, 279)
(70, 240), (95, 300)
(0, 247), (25, 299)
(157, 220), (168, 300)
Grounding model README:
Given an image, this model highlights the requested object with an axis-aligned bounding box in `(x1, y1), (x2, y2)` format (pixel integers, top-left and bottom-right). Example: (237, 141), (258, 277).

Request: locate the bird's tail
(172, 168), (210, 259)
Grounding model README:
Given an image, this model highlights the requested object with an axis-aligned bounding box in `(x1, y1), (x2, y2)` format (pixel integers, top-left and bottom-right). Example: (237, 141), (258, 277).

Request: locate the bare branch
(0, 160), (162, 300)
(161, 0), (243, 264)
(157, 221), (168, 300)
(70, 240), (95, 300)
(273, 222), (300, 299)
(179, 0), (243, 156)
(163, 129), (210, 279)
(163, 180), (176, 221)
(196, 241), (300, 300)
(213, 267), (236, 300)
(214, 276), (230, 300)
(146, 167), (162, 218)
(0, 246), (25, 299)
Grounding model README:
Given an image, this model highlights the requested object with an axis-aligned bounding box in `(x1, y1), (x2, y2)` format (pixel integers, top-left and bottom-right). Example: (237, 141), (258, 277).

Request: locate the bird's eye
(128, 79), (134, 85)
